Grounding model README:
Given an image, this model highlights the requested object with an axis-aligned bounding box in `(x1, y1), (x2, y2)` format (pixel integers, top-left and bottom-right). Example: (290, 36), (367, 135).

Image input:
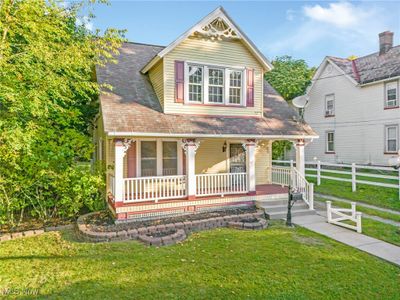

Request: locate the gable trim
(141, 7), (273, 74)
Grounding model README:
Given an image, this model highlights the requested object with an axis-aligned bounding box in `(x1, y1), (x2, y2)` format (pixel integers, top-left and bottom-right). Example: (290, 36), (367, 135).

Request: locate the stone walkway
(292, 213), (400, 267)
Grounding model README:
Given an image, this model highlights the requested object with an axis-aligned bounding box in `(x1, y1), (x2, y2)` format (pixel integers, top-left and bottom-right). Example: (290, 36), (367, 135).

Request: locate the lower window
(162, 141), (178, 175)
(141, 141), (157, 176)
(385, 125), (398, 153)
(326, 131), (335, 152)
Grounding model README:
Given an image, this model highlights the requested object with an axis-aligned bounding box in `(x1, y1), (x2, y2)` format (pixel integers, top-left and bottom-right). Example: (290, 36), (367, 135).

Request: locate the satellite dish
(292, 96), (309, 108)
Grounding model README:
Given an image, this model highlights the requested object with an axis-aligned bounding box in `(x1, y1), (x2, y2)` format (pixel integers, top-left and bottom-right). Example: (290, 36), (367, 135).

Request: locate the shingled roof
(328, 45), (400, 85)
(96, 42), (316, 138)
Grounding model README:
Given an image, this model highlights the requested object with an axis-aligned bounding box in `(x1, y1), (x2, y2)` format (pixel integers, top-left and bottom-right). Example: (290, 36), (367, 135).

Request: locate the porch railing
(196, 172), (247, 197)
(271, 166), (314, 210)
(124, 175), (186, 203)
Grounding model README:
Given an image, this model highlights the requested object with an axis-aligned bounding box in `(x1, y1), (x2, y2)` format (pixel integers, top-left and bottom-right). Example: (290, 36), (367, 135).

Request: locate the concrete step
(260, 202), (309, 213)
(256, 198), (289, 207)
(266, 208), (317, 220)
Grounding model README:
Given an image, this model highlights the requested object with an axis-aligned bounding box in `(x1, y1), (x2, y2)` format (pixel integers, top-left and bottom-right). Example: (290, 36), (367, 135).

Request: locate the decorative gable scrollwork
(195, 17), (239, 41)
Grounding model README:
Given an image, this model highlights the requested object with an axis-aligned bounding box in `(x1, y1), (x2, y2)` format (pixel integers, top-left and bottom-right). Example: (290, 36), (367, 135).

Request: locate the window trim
(184, 61), (246, 106)
(137, 138), (182, 177)
(384, 124), (399, 154)
(324, 94), (335, 117)
(325, 130), (335, 153)
(187, 65), (204, 103)
(384, 81), (399, 109)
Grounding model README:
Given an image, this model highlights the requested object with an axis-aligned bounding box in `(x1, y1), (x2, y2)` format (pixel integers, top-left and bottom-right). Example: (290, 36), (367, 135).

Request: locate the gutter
(106, 131), (319, 140)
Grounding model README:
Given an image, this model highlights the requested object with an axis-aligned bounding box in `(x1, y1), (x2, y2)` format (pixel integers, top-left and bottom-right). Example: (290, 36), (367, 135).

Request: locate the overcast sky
(85, 1), (400, 67)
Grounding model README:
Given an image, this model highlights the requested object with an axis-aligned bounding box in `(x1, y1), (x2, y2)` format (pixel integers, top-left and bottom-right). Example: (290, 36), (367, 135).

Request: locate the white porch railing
(124, 175), (186, 203)
(196, 172), (247, 197)
(271, 166), (314, 210)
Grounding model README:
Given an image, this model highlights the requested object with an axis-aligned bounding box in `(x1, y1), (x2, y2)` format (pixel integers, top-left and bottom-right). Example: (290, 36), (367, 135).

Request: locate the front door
(229, 143), (246, 173)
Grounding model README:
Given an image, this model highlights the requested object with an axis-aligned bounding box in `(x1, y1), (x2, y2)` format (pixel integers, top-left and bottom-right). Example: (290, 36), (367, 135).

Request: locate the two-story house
(300, 31), (400, 166)
(94, 7), (317, 221)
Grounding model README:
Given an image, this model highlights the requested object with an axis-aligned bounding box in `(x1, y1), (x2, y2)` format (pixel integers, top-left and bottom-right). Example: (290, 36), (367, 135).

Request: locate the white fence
(273, 160), (400, 199)
(326, 201), (362, 233)
(271, 166), (314, 210)
(196, 172), (247, 197)
(124, 175), (187, 203)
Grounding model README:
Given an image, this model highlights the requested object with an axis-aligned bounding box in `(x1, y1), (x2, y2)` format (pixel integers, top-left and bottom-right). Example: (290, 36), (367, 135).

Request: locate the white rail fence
(196, 172), (247, 197)
(124, 175), (187, 203)
(273, 160), (400, 199)
(271, 166), (314, 210)
(326, 201), (362, 233)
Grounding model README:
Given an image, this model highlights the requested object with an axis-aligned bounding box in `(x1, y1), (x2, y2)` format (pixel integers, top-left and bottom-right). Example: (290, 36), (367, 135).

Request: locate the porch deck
(110, 184), (289, 221)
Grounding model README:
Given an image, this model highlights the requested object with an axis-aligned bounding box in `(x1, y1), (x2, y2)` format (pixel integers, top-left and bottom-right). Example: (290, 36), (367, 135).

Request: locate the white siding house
(290, 31), (400, 166)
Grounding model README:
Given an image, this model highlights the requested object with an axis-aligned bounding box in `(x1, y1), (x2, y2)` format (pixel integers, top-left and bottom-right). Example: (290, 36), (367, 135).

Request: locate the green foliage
(266, 56), (315, 159)
(265, 55), (315, 101)
(0, 0), (124, 226)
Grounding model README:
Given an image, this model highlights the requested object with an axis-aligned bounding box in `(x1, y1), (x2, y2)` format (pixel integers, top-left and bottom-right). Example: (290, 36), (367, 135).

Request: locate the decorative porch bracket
(242, 139), (257, 195)
(182, 139), (200, 200)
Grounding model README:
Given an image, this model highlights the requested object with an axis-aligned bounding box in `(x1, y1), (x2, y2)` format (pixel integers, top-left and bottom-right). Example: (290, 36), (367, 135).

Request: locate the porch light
(222, 141), (227, 152)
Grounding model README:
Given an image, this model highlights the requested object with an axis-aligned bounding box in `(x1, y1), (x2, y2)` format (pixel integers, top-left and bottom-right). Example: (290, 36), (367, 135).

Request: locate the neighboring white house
(290, 31), (400, 166)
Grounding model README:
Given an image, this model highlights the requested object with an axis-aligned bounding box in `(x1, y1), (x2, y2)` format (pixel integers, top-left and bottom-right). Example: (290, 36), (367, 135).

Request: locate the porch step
(256, 199), (316, 220)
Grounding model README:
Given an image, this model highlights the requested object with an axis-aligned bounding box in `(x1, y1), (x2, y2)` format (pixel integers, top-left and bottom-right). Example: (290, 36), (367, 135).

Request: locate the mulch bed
(85, 207), (261, 233)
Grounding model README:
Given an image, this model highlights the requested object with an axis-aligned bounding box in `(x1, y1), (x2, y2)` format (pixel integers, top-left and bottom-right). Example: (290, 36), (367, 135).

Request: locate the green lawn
(0, 224), (399, 299)
(307, 176), (400, 211)
(361, 218), (400, 247)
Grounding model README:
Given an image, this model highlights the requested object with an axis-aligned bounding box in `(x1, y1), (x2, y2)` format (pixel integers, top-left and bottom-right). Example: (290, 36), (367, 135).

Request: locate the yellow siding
(195, 139), (228, 174)
(163, 36), (264, 117)
(148, 59), (164, 107)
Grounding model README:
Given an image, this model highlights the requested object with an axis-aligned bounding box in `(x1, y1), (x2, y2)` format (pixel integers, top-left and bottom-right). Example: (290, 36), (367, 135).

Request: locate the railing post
(309, 183), (314, 210)
(290, 159), (294, 169)
(317, 161), (321, 186)
(351, 202), (356, 219)
(351, 163), (356, 192)
(356, 212), (362, 233)
(326, 201), (332, 223)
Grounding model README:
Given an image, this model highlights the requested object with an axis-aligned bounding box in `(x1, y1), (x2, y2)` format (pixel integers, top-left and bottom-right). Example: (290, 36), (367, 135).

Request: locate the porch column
(114, 140), (125, 204)
(244, 139), (257, 195)
(295, 139), (305, 177)
(182, 139), (200, 200)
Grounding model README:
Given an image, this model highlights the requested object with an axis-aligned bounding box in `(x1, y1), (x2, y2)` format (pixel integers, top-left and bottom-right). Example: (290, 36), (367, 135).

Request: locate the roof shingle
(97, 42), (316, 138)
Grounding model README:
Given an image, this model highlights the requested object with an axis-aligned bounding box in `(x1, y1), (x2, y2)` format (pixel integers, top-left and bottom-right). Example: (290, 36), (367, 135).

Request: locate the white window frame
(325, 94), (335, 117)
(385, 81), (398, 108)
(385, 125), (399, 153)
(137, 138), (183, 177)
(326, 131), (335, 153)
(184, 61), (246, 106)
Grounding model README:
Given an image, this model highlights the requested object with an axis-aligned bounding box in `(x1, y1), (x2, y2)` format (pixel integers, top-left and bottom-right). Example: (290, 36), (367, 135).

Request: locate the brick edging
(77, 211), (268, 246)
(0, 224), (74, 243)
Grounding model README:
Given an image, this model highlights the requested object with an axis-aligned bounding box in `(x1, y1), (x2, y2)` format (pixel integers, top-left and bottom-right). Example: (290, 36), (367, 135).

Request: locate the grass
(0, 224), (399, 299)
(307, 176), (400, 211)
(361, 218), (400, 247)
(316, 197), (400, 223)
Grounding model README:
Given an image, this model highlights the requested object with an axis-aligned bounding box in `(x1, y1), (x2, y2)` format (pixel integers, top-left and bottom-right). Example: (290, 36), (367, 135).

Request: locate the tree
(0, 0), (124, 226)
(265, 56), (315, 159)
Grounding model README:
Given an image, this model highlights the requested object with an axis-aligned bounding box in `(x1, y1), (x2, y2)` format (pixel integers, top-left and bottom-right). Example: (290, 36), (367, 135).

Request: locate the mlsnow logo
(1, 287), (40, 296)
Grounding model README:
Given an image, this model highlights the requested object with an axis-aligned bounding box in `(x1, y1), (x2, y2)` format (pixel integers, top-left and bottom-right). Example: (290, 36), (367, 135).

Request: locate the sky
(84, 1), (400, 67)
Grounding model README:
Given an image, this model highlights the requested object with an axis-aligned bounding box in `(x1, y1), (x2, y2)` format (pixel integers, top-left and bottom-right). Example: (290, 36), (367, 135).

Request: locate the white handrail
(196, 172), (247, 197)
(270, 166), (314, 210)
(124, 175), (186, 203)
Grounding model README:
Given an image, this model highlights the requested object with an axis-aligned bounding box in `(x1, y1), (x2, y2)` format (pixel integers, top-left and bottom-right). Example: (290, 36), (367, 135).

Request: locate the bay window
(185, 62), (245, 106)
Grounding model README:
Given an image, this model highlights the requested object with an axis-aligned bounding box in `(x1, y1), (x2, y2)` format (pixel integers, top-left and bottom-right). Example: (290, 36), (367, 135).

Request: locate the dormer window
(184, 62), (245, 106)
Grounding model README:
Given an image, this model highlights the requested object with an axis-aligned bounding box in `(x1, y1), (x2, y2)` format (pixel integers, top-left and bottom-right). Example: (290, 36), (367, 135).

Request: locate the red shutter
(127, 142), (136, 178)
(246, 68), (254, 107)
(175, 61), (184, 103)
(182, 150), (186, 175)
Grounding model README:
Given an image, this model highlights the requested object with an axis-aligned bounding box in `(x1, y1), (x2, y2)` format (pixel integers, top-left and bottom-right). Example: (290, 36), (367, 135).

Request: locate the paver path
(292, 213), (400, 267)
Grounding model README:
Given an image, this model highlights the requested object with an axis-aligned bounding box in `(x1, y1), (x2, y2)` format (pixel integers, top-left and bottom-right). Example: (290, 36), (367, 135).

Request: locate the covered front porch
(106, 137), (310, 220)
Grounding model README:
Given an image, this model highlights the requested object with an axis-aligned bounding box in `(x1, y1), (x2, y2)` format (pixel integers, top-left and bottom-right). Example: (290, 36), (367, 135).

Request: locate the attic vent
(195, 17), (239, 40)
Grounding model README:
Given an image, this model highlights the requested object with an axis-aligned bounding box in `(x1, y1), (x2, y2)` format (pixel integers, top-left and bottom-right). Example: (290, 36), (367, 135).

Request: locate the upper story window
(385, 81), (398, 108)
(325, 94), (335, 117)
(385, 125), (398, 153)
(185, 62), (245, 106)
(188, 66), (203, 102)
(326, 131), (335, 153)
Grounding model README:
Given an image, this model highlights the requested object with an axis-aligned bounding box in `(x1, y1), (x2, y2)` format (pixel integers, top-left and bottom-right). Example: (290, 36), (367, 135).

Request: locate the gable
(141, 7), (272, 74)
